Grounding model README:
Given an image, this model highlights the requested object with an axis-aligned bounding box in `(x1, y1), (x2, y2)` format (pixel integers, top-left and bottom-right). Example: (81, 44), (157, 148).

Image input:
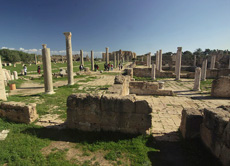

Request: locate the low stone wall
(66, 93), (152, 134)
(0, 102), (38, 124)
(129, 81), (174, 96)
(124, 68), (133, 78)
(180, 106), (230, 166)
(133, 68), (151, 77)
(206, 69), (230, 79)
(211, 76), (230, 98)
(108, 75), (130, 95)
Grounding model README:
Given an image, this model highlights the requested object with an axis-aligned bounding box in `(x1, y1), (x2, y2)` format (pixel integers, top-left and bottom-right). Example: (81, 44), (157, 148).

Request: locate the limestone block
(114, 75), (125, 84)
(179, 108), (203, 139)
(0, 102), (38, 124)
(66, 93), (152, 134)
(211, 76), (230, 98)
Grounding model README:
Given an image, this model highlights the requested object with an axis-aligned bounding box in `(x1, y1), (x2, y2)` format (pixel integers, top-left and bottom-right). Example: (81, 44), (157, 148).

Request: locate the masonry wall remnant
(66, 93), (152, 134)
(0, 102), (38, 124)
(211, 76), (230, 98)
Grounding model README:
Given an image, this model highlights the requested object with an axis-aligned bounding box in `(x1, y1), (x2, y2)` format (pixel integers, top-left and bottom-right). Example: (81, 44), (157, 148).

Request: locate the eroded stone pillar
(159, 49), (162, 71)
(80, 50), (84, 66)
(210, 55), (216, 69)
(113, 52), (116, 68)
(194, 55), (196, 67)
(91, 50), (94, 71)
(63, 32), (74, 85)
(42, 44), (54, 94)
(35, 54), (37, 65)
(106, 47), (109, 64)
(193, 67), (201, 91)
(175, 47), (182, 80)
(0, 57), (7, 101)
(117, 53), (120, 66)
(141, 56), (143, 62)
(156, 51), (159, 70)
(229, 57), (230, 69)
(13, 71), (18, 80)
(201, 59), (207, 81)
(151, 63), (156, 80)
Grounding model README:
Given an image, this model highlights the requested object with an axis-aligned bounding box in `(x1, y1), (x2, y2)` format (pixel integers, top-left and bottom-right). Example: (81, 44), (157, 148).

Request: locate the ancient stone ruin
(0, 102), (38, 124)
(66, 93), (152, 134)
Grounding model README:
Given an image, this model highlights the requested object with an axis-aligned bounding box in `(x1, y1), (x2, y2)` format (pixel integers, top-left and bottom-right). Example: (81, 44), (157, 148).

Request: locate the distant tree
(7, 51), (21, 64)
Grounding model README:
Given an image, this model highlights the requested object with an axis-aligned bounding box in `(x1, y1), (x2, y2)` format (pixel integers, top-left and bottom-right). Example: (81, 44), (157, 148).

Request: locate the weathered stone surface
(129, 81), (174, 96)
(211, 76), (230, 98)
(0, 58), (7, 101)
(0, 102), (38, 124)
(200, 107), (230, 166)
(114, 75), (125, 84)
(180, 108), (203, 139)
(0, 129), (10, 141)
(124, 68), (133, 78)
(66, 93), (152, 134)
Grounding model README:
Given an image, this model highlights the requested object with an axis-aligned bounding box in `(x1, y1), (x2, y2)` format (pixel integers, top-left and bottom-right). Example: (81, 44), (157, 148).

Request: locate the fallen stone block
(0, 102), (38, 124)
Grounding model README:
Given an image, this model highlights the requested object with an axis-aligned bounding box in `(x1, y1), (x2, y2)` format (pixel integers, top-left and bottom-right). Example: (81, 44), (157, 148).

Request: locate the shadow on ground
(147, 132), (222, 166)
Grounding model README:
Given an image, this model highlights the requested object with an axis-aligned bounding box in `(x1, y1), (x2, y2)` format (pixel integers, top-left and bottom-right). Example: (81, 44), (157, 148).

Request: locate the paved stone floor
(137, 78), (230, 142)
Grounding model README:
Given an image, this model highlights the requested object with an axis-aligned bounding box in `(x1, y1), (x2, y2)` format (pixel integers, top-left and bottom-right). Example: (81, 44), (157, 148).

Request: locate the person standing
(119, 63), (121, 70)
(111, 64), (113, 71)
(37, 66), (41, 74)
(24, 65), (27, 75)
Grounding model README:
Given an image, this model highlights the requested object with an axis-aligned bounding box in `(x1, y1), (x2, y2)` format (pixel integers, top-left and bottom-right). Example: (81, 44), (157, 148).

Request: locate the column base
(45, 91), (55, 95)
(192, 89), (200, 91)
(68, 82), (74, 86)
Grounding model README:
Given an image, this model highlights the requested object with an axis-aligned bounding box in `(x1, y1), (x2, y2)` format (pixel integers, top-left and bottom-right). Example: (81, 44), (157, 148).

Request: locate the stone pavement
(137, 78), (230, 142)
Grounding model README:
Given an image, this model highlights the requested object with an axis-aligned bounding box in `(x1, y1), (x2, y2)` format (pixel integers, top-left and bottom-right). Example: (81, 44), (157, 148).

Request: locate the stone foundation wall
(211, 76), (230, 98)
(133, 68), (151, 77)
(0, 102), (38, 124)
(108, 75), (130, 96)
(180, 106), (230, 166)
(129, 81), (174, 96)
(66, 93), (152, 134)
(206, 69), (230, 79)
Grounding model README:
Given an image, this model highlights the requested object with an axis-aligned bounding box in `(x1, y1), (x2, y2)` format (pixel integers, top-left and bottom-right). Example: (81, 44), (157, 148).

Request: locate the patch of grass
(200, 79), (213, 92)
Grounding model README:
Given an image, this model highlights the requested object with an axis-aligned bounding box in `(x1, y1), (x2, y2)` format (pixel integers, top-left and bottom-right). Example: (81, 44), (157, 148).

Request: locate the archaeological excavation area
(0, 32), (230, 166)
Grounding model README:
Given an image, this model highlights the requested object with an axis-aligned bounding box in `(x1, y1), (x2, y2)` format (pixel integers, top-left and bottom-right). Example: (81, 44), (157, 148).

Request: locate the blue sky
(0, 0), (229, 57)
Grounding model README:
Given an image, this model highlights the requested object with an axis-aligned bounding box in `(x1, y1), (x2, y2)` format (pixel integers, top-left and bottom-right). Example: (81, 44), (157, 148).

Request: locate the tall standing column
(201, 59), (207, 81)
(0, 57), (7, 101)
(148, 53), (151, 68)
(63, 32), (74, 85)
(80, 50), (84, 66)
(117, 53), (120, 67)
(141, 56), (144, 62)
(113, 52), (116, 68)
(156, 51), (159, 70)
(193, 55), (196, 66)
(229, 57), (230, 69)
(159, 49), (162, 71)
(35, 54), (37, 65)
(42, 44), (54, 94)
(91, 50), (94, 71)
(151, 63), (156, 80)
(106, 47), (109, 64)
(210, 55), (216, 69)
(193, 67), (201, 91)
(175, 47), (182, 80)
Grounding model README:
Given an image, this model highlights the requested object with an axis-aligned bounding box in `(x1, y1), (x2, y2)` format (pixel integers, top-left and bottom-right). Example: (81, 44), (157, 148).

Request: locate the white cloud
(9, 48), (15, 50)
(1, 47), (8, 49)
(19, 48), (25, 51)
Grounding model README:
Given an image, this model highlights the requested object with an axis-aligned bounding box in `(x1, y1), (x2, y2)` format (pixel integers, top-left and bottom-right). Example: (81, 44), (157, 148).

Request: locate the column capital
(63, 32), (72, 39)
(177, 47), (182, 51)
(42, 44), (47, 49)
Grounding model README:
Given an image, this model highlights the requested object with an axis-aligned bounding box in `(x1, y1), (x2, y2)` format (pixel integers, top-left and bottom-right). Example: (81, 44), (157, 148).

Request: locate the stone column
(193, 67), (201, 91)
(151, 63), (156, 80)
(156, 51), (159, 70)
(80, 50), (84, 66)
(159, 49), (162, 71)
(113, 52), (116, 68)
(141, 56), (143, 62)
(42, 44), (54, 94)
(35, 54), (37, 65)
(106, 47), (109, 64)
(210, 55), (216, 69)
(0, 57), (7, 101)
(13, 71), (18, 80)
(229, 57), (230, 69)
(193, 55), (196, 66)
(91, 50), (94, 71)
(63, 32), (74, 85)
(201, 59), (207, 81)
(149, 53), (151, 68)
(175, 47), (182, 80)
(117, 53), (120, 67)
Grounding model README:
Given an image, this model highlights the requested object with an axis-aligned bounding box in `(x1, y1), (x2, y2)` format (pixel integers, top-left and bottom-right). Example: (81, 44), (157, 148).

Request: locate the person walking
(111, 64), (113, 71)
(119, 63), (121, 70)
(24, 65), (27, 75)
